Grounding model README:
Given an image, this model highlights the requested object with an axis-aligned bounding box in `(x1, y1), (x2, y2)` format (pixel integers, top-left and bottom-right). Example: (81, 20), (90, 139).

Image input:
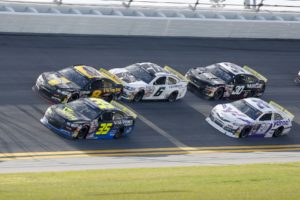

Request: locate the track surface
(0, 34), (300, 153)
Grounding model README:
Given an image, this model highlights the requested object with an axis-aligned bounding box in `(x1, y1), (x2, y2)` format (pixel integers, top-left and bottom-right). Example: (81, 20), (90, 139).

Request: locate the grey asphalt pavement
(0, 34), (300, 154)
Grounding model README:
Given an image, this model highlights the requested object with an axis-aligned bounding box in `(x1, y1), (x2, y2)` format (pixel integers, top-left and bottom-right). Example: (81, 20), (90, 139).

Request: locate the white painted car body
(206, 97), (294, 138)
(295, 71), (300, 84)
(109, 62), (188, 101)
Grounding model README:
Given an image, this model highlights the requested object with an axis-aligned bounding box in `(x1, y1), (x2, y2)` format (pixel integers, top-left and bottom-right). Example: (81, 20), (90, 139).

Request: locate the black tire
(68, 93), (79, 102)
(114, 128), (124, 139)
(133, 91), (144, 102)
(76, 126), (89, 139)
(239, 126), (252, 138)
(103, 94), (114, 102)
(168, 92), (178, 102)
(213, 88), (224, 100)
(273, 127), (284, 137)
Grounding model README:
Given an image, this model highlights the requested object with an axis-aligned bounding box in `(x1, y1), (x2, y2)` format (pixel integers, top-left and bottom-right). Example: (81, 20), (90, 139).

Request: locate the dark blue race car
(41, 98), (137, 139)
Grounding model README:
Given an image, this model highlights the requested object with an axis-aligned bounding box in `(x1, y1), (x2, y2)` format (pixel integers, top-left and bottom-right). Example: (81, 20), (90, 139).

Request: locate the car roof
(135, 62), (170, 77)
(243, 98), (274, 113)
(73, 65), (104, 79)
(217, 62), (251, 76)
(86, 98), (116, 111)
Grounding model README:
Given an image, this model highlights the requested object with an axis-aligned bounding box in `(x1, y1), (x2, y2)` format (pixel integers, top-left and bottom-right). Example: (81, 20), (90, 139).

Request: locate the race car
(206, 97), (294, 138)
(41, 98), (137, 139)
(109, 62), (188, 102)
(33, 65), (123, 103)
(295, 71), (300, 84)
(185, 62), (267, 100)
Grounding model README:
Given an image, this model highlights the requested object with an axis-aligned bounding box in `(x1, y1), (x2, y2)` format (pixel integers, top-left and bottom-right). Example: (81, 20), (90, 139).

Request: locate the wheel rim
(273, 128), (283, 137)
(134, 92), (143, 102)
(104, 95), (113, 102)
(114, 131), (123, 139)
(77, 127), (88, 139)
(169, 93), (177, 102)
(240, 127), (250, 138)
(214, 89), (223, 100)
(69, 94), (79, 102)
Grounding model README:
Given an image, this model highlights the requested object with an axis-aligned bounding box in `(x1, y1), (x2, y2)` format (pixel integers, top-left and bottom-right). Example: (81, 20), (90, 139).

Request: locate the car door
(244, 74), (260, 96)
(230, 74), (247, 98)
(96, 111), (114, 136)
(166, 75), (180, 95)
(255, 113), (273, 135)
(150, 76), (167, 99)
(90, 79), (103, 97)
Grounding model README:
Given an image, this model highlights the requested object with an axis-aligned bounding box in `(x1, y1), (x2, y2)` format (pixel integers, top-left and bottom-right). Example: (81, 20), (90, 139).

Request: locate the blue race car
(41, 98), (137, 139)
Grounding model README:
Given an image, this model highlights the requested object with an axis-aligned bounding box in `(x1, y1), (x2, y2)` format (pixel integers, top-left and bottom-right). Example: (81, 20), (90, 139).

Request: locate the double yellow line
(1, 144), (300, 161)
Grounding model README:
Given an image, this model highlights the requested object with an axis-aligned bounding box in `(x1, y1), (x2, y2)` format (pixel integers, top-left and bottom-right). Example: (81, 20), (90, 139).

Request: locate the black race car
(41, 98), (137, 139)
(185, 62), (267, 100)
(33, 65), (123, 103)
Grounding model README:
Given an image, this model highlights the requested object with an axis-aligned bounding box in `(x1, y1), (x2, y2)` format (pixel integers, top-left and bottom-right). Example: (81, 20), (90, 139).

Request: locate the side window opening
(91, 80), (102, 90)
(102, 79), (113, 88)
(100, 112), (113, 122)
(245, 75), (257, 84)
(259, 113), (272, 121)
(154, 77), (166, 85)
(235, 75), (246, 85)
(167, 77), (178, 85)
(274, 113), (283, 120)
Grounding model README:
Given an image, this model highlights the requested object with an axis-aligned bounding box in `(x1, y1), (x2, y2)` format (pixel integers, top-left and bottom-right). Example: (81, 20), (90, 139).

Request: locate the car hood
(43, 72), (80, 90)
(214, 104), (254, 125)
(109, 68), (148, 86)
(52, 105), (90, 122)
(190, 68), (226, 85)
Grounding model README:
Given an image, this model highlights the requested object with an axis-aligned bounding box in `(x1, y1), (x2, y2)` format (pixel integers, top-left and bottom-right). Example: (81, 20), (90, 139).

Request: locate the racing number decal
(154, 87), (165, 96)
(91, 90), (102, 97)
(96, 123), (113, 135)
(232, 86), (245, 95)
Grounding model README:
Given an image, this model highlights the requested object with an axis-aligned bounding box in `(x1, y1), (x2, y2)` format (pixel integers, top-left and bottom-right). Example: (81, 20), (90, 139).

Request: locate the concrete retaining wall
(0, 3), (300, 39)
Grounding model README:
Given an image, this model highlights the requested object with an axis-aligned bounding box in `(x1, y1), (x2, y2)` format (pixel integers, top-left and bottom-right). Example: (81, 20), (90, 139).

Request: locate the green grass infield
(1, 162), (300, 200)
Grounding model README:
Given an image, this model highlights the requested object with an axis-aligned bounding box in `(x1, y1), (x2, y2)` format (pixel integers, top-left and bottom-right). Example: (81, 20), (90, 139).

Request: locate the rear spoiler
(269, 101), (294, 121)
(243, 65), (268, 83)
(110, 101), (137, 119)
(164, 66), (188, 82)
(99, 68), (124, 85)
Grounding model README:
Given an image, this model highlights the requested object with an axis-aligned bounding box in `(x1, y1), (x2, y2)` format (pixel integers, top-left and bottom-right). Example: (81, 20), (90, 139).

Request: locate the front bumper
(41, 116), (74, 139)
(33, 84), (68, 104)
(120, 89), (136, 101)
(206, 113), (240, 138)
(187, 81), (217, 98)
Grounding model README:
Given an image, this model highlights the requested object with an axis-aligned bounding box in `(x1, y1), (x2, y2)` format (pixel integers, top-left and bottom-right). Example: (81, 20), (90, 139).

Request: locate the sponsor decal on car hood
(45, 73), (80, 89)
(216, 104), (254, 125)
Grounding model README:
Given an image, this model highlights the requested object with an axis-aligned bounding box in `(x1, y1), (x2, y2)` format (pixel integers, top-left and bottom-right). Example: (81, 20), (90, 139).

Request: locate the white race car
(295, 71), (300, 84)
(109, 62), (188, 102)
(206, 98), (294, 138)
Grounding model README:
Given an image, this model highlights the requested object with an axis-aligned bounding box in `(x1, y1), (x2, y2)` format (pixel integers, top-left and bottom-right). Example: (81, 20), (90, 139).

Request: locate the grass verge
(0, 162), (300, 200)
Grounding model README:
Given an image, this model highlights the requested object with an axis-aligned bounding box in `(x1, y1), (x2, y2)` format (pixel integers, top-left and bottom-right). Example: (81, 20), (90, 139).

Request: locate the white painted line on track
(138, 114), (191, 149)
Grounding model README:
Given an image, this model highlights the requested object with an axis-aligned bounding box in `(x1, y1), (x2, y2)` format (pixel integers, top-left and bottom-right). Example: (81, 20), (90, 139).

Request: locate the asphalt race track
(0, 34), (300, 154)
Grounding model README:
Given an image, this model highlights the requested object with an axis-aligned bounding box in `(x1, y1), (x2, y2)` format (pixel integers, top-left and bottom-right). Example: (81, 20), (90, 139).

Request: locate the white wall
(1, 12), (300, 39)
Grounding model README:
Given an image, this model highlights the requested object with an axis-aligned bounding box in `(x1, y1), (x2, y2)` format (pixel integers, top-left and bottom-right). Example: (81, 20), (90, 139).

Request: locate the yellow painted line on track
(1, 144), (300, 161)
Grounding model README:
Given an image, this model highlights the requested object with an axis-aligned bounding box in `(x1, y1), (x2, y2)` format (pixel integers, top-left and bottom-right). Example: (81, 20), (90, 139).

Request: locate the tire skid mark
(0, 108), (54, 152)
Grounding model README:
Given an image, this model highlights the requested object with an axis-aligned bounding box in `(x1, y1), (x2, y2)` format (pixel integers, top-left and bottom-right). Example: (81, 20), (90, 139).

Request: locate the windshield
(231, 100), (262, 120)
(68, 99), (99, 119)
(59, 67), (89, 88)
(206, 64), (233, 83)
(126, 64), (155, 84)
